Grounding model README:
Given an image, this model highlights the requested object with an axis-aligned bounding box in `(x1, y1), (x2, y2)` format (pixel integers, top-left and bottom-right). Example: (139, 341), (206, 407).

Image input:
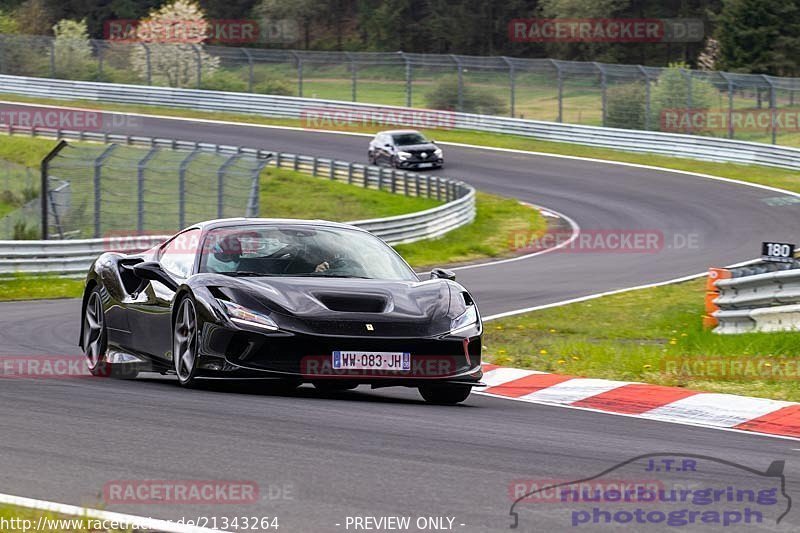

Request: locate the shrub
(651, 63), (720, 132)
(425, 76), (508, 115)
(606, 83), (647, 130)
(201, 70), (249, 92)
(254, 79), (294, 96)
(13, 219), (39, 240)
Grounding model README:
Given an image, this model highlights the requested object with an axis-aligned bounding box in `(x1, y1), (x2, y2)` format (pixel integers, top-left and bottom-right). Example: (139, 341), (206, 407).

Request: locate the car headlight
(397, 151), (412, 160)
(434, 148), (443, 157)
(218, 299), (278, 331)
(450, 305), (479, 335)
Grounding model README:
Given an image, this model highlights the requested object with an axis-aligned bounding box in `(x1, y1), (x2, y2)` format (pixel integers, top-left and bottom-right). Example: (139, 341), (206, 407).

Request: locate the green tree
(715, 0), (800, 76)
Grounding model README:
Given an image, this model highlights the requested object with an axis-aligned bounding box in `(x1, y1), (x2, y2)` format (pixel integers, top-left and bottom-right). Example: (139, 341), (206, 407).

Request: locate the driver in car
(207, 233), (333, 274)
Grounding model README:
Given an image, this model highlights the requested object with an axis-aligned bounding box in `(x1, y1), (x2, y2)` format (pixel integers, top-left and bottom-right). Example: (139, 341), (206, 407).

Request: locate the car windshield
(198, 224), (418, 281)
(392, 132), (428, 145)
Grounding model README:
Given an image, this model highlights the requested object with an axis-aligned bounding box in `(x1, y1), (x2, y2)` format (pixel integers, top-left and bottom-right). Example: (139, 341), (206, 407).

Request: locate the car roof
(184, 218), (371, 234)
(377, 129), (424, 136)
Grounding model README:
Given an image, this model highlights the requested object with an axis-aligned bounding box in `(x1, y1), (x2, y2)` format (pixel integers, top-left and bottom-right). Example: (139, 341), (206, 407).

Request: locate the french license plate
(332, 351), (411, 371)
(417, 162), (434, 168)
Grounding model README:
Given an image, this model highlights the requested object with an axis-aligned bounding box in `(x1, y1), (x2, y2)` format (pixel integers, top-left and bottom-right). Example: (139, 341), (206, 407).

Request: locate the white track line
(0, 492), (223, 532)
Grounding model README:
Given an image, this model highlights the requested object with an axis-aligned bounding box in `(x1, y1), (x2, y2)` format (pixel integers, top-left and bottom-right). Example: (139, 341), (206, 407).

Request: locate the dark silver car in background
(368, 130), (444, 170)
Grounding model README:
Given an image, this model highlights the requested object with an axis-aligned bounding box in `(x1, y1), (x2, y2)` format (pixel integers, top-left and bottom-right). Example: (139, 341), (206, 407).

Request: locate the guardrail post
(347, 162), (353, 184)
(242, 48), (254, 92)
(178, 150), (200, 229)
(93, 144), (118, 238)
(390, 170), (397, 193)
(137, 147), (159, 232)
(400, 52), (411, 107)
(312, 157), (318, 176)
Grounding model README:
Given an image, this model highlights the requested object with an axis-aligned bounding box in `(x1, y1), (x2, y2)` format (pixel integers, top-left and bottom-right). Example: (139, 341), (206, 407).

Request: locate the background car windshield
(392, 133), (427, 145)
(199, 225), (418, 280)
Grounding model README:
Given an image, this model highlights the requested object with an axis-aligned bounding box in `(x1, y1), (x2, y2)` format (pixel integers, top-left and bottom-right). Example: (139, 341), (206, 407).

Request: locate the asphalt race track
(1, 102), (799, 531)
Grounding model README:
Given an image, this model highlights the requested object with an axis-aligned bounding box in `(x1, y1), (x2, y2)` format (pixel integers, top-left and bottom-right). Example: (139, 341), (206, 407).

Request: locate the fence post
(720, 72), (734, 139)
(247, 157), (270, 217)
(49, 39), (56, 77)
(346, 51), (357, 101)
(761, 75), (777, 144)
(137, 147), (159, 232)
(178, 150), (200, 229)
(93, 144), (118, 238)
(291, 51), (303, 97)
(501, 57), (515, 118)
(93, 40), (104, 79)
(141, 44), (152, 85)
(594, 62), (607, 127)
(192, 45), (202, 88)
(400, 52), (411, 107)
(637, 65), (651, 130)
(451, 54), (464, 112)
(40, 140), (68, 240)
(241, 48), (254, 92)
(216, 154), (238, 219)
(550, 59), (563, 122)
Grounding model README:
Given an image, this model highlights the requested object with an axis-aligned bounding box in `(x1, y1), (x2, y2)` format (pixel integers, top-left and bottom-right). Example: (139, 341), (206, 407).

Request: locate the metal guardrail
(714, 264), (800, 334)
(0, 129), (474, 276)
(3, 75), (800, 171)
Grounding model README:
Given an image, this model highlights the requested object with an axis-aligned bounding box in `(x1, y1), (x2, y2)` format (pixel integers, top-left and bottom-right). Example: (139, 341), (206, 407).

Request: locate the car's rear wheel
(418, 384), (472, 405)
(83, 287), (138, 379)
(368, 150), (375, 164)
(313, 381), (359, 392)
(174, 296), (201, 387)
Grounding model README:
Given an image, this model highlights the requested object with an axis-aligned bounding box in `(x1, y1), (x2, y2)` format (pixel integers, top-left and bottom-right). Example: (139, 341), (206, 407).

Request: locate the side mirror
(132, 261), (178, 291)
(384, 144), (393, 149)
(430, 139), (436, 143)
(430, 268), (456, 281)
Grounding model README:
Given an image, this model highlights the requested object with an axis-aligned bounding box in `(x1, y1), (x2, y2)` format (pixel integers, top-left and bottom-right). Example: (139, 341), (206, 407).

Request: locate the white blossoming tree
(51, 19), (93, 78)
(130, 0), (220, 87)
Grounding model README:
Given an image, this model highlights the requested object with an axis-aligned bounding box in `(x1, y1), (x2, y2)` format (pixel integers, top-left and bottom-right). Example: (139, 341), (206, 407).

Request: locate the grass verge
(0, 504), (130, 532)
(484, 278), (800, 402)
(2, 93), (799, 193)
(0, 275), (85, 301)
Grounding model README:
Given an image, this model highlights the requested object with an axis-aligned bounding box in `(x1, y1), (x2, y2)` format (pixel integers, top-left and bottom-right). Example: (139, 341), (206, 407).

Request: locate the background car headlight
(450, 305), (479, 335)
(434, 148), (443, 157)
(218, 299), (278, 331)
(397, 151), (412, 160)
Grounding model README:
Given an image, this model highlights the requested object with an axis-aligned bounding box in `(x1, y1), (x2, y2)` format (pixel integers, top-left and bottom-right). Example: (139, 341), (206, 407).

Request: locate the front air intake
(315, 293), (389, 313)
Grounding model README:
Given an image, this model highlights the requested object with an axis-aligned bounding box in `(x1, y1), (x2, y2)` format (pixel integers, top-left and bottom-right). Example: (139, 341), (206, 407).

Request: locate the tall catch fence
(2, 34), (800, 145)
(43, 142), (267, 239)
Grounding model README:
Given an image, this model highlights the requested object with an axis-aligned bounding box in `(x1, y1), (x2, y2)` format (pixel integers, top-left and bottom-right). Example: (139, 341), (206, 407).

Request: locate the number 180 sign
(762, 241), (796, 263)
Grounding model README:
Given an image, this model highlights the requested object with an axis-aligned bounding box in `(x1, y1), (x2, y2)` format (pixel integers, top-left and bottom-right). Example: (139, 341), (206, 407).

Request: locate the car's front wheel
(173, 296), (201, 387)
(418, 384), (472, 405)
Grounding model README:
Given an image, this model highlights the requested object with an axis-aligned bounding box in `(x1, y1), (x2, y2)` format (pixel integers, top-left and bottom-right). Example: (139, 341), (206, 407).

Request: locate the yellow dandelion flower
(539, 349), (548, 355)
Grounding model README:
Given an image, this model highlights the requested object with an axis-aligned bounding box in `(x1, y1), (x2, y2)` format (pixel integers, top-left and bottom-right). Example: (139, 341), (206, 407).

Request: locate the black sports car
(368, 130), (444, 169)
(80, 218), (484, 404)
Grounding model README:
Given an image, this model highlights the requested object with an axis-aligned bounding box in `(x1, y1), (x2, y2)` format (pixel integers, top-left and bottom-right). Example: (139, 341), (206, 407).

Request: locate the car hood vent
(315, 293), (389, 313)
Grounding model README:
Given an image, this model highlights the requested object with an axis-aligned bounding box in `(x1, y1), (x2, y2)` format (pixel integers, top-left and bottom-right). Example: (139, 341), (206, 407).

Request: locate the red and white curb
(477, 364), (800, 440)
